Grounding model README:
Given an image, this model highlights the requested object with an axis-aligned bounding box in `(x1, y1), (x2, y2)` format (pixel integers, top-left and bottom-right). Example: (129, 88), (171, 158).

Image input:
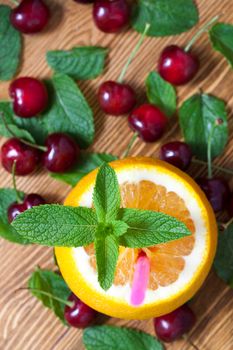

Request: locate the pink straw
(130, 253), (150, 306)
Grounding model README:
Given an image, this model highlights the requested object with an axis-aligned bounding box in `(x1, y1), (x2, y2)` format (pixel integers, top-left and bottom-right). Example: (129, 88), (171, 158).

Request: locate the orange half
(55, 157), (217, 319)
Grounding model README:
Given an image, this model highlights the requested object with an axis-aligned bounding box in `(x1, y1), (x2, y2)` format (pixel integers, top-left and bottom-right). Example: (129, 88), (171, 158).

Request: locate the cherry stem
(122, 132), (138, 158)
(118, 23), (150, 83)
(184, 15), (220, 52)
(220, 217), (233, 230)
(12, 160), (21, 204)
(0, 112), (47, 152)
(192, 158), (233, 176)
(183, 335), (200, 350)
(16, 287), (74, 308)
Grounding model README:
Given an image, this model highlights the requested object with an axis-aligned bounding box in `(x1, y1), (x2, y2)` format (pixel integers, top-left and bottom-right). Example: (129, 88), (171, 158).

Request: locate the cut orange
(55, 157), (217, 319)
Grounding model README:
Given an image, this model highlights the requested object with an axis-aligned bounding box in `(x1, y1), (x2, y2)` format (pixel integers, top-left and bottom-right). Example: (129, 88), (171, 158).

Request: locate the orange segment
(85, 180), (195, 290)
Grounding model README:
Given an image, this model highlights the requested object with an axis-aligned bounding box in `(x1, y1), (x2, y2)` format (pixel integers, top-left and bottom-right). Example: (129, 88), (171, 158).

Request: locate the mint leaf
(12, 205), (97, 247)
(214, 224), (233, 287)
(51, 153), (118, 187)
(95, 227), (119, 290)
(0, 5), (22, 80)
(209, 23), (233, 68)
(0, 188), (27, 244)
(28, 268), (70, 324)
(131, 0), (198, 37)
(0, 219), (28, 244)
(93, 163), (121, 223)
(112, 220), (129, 237)
(47, 46), (108, 80)
(41, 74), (94, 148)
(14, 114), (47, 144)
(0, 102), (36, 143)
(119, 208), (191, 248)
(146, 72), (176, 117)
(179, 93), (228, 160)
(83, 325), (163, 350)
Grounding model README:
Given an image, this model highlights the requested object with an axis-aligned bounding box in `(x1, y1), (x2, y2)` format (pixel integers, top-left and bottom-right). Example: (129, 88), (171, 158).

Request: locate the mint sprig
(12, 163), (191, 291)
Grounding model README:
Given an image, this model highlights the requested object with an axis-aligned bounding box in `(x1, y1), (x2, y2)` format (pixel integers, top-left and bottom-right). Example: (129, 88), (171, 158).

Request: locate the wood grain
(0, 1), (233, 349)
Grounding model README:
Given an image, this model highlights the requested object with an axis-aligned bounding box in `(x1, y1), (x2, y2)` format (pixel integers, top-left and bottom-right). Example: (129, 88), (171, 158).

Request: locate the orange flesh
(85, 180), (195, 290)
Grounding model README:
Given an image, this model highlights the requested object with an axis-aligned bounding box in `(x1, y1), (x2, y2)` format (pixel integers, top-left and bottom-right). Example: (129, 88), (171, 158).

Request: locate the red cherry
(93, 0), (130, 33)
(8, 193), (46, 223)
(160, 141), (193, 171)
(98, 81), (136, 115)
(8, 202), (26, 223)
(158, 45), (199, 85)
(24, 194), (46, 209)
(1, 138), (41, 176)
(128, 104), (167, 142)
(10, 0), (50, 34)
(64, 293), (97, 328)
(9, 77), (48, 118)
(196, 177), (230, 213)
(154, 304), (196, 342)
(42, 133), (79, 173)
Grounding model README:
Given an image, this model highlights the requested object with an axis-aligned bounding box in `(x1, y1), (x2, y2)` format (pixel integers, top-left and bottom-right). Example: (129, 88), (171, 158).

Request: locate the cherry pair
(1, 133), (79, 176)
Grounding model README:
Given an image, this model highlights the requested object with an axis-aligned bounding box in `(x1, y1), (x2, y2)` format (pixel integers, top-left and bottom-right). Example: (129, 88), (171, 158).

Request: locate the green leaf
(0, 188), (27, 244)
(209, 23), (233, 68)
(131, 0), (198, 37)
(12, 205), (98, 247)
(214, 223), (233, 286)
(95, 227), (119, 290)
(93, 163), (121, 223)
(118, 208), (191, 248)
(111, 220), (129, 237)
(0, 5), (22, 80)
(47, 46), (108, 80)
(14, 114), (47, 144)
(83, 325), (163, 350)
(41, 74), (94, 148)
(51, 152), (118, 187)
(28, 268), (70, 324)
(0, 219), (28, 244)
(146, 72), (176, 117)
(179, 93), (228, 160)
(0, 102), (36, 143)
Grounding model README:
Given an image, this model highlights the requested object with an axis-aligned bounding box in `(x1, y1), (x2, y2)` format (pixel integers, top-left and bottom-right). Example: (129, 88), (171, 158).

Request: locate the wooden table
(0, 1), (233, 349)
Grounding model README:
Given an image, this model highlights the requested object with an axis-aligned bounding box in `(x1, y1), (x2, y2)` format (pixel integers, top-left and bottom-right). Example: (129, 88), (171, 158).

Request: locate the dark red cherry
(98, 81), (136, 115)
(196, 177), (230, 212)
(158, 45), (199, 85)
(128, 104), (167, 142)
(154, 304), (196, 342)
(93, 0), (130, 33)
(8, 202), (26, 223)
(9, 77), (48, 118)
(1, 138), (41, 176)
(24, 194), (46, 209)
(42, 133), (79, 173)
(8, 193), (46, 223)
(228, 193), (233, 218)
(10, 0), (50, 34)
(64, 293), (97, 328)
(160, 141), (192, 171)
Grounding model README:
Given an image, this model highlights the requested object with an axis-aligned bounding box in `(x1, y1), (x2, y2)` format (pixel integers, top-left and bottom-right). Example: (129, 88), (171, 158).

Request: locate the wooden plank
(0, 0), (233, 349)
